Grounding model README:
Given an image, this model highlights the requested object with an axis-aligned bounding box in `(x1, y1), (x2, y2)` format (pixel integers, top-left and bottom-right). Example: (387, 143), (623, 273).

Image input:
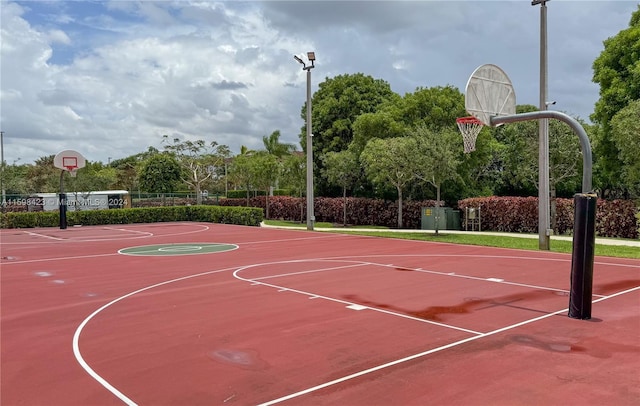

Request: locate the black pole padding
(59, 192), (67, 229)
(568, 193), (597, 319)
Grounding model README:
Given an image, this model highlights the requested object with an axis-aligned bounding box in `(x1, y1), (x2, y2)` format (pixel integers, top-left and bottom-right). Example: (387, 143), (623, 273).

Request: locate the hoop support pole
(490, 110), (595, 320)
(490, 110), (591, 192)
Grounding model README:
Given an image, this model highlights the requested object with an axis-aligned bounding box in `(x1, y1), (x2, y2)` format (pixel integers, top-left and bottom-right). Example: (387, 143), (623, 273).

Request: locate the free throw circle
(118, 243), (237, 256)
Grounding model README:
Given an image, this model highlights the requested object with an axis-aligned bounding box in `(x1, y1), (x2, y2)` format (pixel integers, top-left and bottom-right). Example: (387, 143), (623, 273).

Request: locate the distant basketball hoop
(53, 149), (86, 229)
(54, 150), (86, 174)
(456, 116), (484, 153)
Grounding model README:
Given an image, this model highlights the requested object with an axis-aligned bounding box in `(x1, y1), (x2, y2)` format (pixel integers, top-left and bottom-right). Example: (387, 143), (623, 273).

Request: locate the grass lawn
(262, 220), (639, 259)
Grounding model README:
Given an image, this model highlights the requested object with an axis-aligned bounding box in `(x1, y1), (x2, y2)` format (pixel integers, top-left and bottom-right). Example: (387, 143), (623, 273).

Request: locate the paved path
(261, 223), (640, 247)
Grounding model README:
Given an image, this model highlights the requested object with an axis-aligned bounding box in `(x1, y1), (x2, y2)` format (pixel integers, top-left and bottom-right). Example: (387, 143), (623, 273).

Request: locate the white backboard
(53, 150), (86, 171)
(465, 64), (516, 126)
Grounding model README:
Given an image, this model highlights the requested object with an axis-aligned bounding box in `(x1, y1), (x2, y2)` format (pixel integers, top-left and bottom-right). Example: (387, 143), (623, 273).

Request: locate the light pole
(294, 52), (316, 231)
(1, 131), (5, 206)
(533, 0), (551, 250)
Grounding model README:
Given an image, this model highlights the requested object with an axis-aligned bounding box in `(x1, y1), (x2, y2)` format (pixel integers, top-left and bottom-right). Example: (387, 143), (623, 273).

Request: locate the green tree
(263, 130), (296, 158)
(228, 153), (254, 205)
(138, 153), (182, 203)
(360, 137), (417, 228)
(110, 147), (159, 194)
(610, 99), (640, 197)
(263, 129), (296, 190)
(393, 85), (467, 130)
(410, 125), (461, 234)
(591, 5), (640, 196)
(2, 162), (28, 195)
(322, 149), (359, 226)
(162, 135), (231, 204)
(351, 112), (406, 157)
(302, 73), (398, 195)
(26, 155), (58, 193)
(281, 152), (306, 222)
(248, 152), (280, 218)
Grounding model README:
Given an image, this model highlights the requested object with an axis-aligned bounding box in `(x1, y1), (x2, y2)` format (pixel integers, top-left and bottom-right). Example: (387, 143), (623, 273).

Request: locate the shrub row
(458, 196), (639, 239)
(219, 196), (440, 229)
(226, 189), (293, 199)
(0, 205), (263, 229)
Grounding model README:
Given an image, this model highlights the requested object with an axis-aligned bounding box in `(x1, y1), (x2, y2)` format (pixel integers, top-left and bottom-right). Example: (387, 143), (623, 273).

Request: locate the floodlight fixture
(292, 51), (316, 230)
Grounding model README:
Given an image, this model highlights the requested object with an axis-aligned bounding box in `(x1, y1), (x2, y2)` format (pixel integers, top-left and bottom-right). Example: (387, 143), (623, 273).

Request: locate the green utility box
(421, 207), (461, 231)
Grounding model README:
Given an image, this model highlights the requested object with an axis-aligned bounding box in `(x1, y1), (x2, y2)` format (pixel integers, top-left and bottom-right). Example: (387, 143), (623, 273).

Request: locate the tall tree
(610, 99), (640, 197)
(281, 152), (306, 222)
(228, 153), (254, 205)
(591, 5), (640, 196)
(26, 155), (58, 193)
(262, 129), (296, 190)
(248, 152), (279, 219)
(410, 125), (461, 235)
(301, 73), (398, 195)
(162, 135), (231, 204)
(110, 147), (159, 194)
(322, 149), (359, 226)
(360, 137), (417, 228)
(393, 85), (467, 131)
(263, 130), (296, 158)
(138, 153), (182, 203)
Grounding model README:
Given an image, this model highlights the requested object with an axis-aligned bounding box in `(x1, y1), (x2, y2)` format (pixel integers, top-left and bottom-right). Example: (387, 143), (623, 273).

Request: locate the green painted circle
(119, 243), (237, 256)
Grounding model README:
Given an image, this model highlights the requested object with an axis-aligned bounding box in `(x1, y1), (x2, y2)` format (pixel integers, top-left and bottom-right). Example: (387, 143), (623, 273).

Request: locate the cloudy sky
(1, 1), (638, 165)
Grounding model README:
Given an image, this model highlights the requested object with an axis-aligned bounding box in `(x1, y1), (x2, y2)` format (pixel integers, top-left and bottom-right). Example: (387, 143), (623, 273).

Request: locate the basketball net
(456, 116), (484, 153)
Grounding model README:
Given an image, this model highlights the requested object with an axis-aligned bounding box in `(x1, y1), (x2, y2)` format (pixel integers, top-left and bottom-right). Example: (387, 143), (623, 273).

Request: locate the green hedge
(458, 196), (639, 239)
(226, 189), (293, 199)
(0, 205), (263, 229)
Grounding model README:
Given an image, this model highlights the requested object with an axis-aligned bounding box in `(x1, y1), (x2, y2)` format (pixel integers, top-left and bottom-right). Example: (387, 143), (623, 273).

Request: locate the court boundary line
(258, 285), (640, 405)
(0, 223), (210, 244)
(234, 260), (484, 335)
(68, 253), (638, 404)
(72, 266), (243, 406)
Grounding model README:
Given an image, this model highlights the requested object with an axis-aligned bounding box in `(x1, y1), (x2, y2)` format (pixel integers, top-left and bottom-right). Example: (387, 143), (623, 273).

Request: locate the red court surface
(1, 222), (639, 405)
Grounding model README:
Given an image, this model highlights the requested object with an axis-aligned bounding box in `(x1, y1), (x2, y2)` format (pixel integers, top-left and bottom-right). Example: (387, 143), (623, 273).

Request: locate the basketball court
(1, 222), (638, 405)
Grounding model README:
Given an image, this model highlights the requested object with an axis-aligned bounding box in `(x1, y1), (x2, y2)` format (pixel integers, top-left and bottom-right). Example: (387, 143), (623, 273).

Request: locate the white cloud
(1, 0), (638, 166)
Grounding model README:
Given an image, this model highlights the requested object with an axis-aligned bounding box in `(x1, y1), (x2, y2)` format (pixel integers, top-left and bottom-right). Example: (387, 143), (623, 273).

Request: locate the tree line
(2, 6), (638, 226)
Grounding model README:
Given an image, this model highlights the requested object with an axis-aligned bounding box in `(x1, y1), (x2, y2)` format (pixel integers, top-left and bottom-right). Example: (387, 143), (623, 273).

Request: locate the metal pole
(1, 131), (5, 206)
(491, 110), (591, 193)
(492, 110), (594, 320)
(59, 170), (67, 229)
(306, 67), (314, 231)
(535, 0), (551, 250)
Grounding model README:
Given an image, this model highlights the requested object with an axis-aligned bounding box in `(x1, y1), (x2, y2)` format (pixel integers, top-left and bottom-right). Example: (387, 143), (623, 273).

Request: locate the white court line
(258, 285), (640, 406)
(103, 226), (154, 236)
(251, 263), (370, 281)
(233, 260), (483, 335)
(24, 231), (66, 241)
(73, 266), (241, 406)
(2, 223), (210, 244)
(375, 263), (608, 298)
(70, 253), (638, 405)
(1, 253), (119, 265)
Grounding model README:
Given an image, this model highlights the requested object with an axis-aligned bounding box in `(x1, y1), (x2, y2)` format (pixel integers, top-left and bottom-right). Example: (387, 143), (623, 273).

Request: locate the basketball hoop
(456, 116), (484, 153)
(54, 150), (86, 173)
